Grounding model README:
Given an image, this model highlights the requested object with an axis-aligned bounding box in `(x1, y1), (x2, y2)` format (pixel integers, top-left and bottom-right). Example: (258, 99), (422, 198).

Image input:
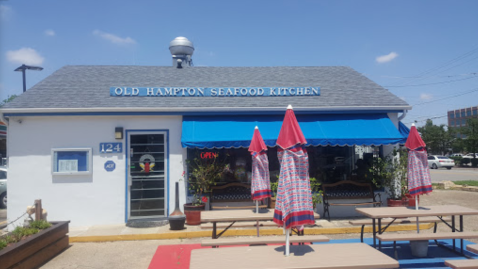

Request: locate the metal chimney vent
(169, 37), (194, 68)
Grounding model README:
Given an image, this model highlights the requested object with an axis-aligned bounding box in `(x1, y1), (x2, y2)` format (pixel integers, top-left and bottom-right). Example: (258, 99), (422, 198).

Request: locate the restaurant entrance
(128, 132), (167, 219)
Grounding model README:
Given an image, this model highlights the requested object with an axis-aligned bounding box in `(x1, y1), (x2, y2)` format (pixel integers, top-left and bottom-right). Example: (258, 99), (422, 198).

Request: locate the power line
(384, 75), (478, 87)
(392, 44), (478, 87)
(412, 87), (478, 106)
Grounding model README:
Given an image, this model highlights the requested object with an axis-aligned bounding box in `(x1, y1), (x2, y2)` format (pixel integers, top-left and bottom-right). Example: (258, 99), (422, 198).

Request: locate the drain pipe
(398, 110), (408, 121)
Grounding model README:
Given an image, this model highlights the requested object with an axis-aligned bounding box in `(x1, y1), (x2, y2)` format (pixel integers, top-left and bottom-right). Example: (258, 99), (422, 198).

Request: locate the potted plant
(310, 177), (323, 210)
(370, 149), (408, 207)
(184, 155), (228, 225)
(269, 180), (278, 208)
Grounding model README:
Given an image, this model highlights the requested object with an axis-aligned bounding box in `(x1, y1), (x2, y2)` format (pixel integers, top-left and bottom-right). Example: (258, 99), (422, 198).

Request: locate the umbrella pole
(415, 195), (420, 233)
(256, 200), (260, 237)
(284, 224), (290, 256)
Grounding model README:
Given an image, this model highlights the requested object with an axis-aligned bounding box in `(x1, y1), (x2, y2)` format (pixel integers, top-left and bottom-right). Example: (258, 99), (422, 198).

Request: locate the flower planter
(387, 197), (409, 207)
(406, 194), (419, 207)
(183, 203), (205, 225)
(0, 221), (70, 269)
(269, 197), (276, 209)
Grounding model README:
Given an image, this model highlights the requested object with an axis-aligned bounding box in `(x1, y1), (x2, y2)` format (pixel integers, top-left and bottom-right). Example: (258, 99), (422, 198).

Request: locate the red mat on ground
(148, 243), (305, 269)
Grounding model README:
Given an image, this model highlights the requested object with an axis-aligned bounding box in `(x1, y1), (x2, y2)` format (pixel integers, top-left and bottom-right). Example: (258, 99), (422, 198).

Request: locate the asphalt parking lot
(429, 167), (478, 182)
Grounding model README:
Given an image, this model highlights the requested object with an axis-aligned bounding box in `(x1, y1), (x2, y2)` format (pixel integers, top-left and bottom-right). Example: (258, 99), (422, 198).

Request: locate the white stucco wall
(6, 115), (186, 228)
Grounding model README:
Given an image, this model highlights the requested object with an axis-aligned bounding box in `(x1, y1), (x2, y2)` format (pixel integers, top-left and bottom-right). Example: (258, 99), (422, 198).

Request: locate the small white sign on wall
(58, 160), (78, 172)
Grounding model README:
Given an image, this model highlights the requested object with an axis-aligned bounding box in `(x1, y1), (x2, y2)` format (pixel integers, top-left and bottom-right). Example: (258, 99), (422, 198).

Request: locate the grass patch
(0, 220), (51, 251)
(432, 183), (444, 189)
(453, 180), (478, 187)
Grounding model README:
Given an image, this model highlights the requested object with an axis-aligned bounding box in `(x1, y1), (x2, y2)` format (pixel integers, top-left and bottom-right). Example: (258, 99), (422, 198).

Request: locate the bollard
(35, 199), (42, 221)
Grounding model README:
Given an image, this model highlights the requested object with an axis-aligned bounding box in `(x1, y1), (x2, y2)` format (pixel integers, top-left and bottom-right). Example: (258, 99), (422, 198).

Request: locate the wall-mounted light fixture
(115, 127), (123, 139)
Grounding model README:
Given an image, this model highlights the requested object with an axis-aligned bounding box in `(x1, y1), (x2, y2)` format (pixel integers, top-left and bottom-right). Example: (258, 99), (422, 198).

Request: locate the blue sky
(1, 0), (477, 127)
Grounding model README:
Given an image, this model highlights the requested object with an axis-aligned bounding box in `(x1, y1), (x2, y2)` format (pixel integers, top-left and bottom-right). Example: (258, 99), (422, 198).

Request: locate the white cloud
(376, 52), (398, 63)
(0, 5), (13, 20)
(93, 30), (136, 45)
(420, 93), (433, 100)
(45, 29), (55, 36)
(6, 47), (45, 66)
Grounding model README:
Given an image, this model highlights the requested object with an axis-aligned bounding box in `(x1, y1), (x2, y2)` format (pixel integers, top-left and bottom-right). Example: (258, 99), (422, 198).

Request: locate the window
(467, 110), (471, 116)
(461, 111), (465, 117)
(52, 148), (92, 175)
(474, 110), (477, 116)
(450, 114), (455, 119)
(462, 119), (467, 126)
(450, 120), (455, 127)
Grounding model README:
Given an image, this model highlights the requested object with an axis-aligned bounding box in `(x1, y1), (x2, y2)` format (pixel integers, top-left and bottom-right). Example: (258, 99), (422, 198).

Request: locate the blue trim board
(2, 109), (406, 118)
(313, 238), (477, 268)
(124, 129), (170, 222)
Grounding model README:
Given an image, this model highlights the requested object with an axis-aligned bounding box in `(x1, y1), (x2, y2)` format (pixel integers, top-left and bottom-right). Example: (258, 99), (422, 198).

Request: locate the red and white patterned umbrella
(405, 123), (432, 233)
(273, 105), (315, 255)
(249, 126), (271, 202)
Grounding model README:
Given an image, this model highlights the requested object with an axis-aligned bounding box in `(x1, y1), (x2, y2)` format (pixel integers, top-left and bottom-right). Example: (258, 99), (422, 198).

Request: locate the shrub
(30, 220), (52, 230)
(460, 158), (471, 166)
(449, 156), (462, 165)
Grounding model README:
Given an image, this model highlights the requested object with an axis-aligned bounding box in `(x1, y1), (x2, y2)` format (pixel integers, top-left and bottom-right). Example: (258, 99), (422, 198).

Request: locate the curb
(0, 220), (6, 229)
(69, 223), (435, 243)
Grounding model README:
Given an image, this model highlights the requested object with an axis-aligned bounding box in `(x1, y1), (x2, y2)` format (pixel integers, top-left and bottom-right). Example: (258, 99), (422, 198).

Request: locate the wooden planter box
(0, 221), (70, 269)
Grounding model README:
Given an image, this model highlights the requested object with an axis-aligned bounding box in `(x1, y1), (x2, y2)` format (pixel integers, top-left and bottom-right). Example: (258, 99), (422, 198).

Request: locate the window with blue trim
(52, 148), (92, 175)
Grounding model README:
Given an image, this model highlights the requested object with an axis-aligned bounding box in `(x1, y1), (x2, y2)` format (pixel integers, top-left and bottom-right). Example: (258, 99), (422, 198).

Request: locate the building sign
(110, 87), (320, 97)
(104, 161), (116, 172)
(100, 143), (122, 153)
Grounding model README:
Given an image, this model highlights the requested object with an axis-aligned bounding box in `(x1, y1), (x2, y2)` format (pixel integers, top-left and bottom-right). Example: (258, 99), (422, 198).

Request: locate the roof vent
(169, 36), (194, 68)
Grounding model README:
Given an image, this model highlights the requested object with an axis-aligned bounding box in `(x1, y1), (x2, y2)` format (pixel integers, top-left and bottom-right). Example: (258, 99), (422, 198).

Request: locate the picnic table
(200, 209), (320, 239)
(356, 205), (478, 254)
(190, 243), (399, 269)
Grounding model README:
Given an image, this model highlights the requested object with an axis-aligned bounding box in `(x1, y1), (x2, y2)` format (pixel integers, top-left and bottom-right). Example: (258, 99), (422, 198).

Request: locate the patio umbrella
(273, 105), (315, 256)
(405, 123), (432, 233)
(248, 126), (271, 236)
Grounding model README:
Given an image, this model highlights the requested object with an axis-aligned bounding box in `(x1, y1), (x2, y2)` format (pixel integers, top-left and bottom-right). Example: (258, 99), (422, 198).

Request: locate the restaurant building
(0, 37), (411, 227)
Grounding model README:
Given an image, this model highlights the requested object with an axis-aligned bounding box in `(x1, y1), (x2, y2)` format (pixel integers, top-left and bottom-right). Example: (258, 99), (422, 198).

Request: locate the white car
(463, 153), (478, 159)
(427, 156), (454, 170)
(450, 153), (463, 157)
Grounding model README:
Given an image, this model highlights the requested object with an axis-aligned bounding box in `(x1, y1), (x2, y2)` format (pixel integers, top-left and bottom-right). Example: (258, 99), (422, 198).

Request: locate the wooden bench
(322, 180), (381, 220)
(445, 259), (478, 269)
(350, 216), (451, 242)
(200, 221), (280, 229)
(201, 235), (330, 247)
(210, 183), (267, 210)
(377, 232), (478, 258)
(467, 244), (478, 255)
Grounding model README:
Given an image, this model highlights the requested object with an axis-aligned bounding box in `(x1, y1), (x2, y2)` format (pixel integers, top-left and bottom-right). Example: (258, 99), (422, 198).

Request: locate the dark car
(0, 167), (7, 208)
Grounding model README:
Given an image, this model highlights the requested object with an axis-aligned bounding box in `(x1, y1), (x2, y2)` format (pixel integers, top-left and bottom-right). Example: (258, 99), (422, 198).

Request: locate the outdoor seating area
(322, 180), (382, 220)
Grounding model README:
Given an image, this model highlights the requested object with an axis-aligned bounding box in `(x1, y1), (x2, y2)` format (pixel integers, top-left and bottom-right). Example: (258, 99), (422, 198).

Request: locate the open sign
(200, 152), (219, 159)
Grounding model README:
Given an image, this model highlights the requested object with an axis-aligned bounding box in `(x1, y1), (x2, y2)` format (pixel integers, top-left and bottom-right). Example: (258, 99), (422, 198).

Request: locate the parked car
(450, 153), (464, 157)
(0, 166), (6, 208)
(463, 153), (478, 159)
(427, 156), (454, 170)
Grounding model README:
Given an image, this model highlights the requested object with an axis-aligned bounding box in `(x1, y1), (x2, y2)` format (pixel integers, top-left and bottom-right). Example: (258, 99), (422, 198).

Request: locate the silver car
(0, 167), (6, 208)
(427, 156), (454, 170)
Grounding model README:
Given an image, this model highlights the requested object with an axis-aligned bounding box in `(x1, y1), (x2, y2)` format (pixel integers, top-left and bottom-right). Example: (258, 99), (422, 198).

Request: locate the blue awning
(181, 114), (408, 149)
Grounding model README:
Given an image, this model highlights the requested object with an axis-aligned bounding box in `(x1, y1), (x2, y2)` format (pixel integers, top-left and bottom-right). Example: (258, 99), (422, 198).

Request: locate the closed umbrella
(249, 126), (271, 236)
(405, 123), (432, 233)
(273, 105), (315, 256)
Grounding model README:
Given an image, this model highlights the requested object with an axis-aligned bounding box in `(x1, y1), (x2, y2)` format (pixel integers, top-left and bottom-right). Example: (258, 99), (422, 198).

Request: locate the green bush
(460, 158), (471, 166)
(449, 156), (462, 165)
(30, 220), (52, 230)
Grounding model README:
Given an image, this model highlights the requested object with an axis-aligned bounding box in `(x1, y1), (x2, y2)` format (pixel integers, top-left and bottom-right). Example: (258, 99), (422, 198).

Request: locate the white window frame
(51, 148), (93, 176)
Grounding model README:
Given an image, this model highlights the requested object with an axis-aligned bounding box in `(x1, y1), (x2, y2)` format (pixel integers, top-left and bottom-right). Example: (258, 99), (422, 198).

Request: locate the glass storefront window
(186, 145), (381, 190)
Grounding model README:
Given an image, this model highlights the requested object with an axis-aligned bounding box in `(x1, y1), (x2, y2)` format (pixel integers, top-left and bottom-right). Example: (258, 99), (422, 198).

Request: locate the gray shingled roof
(2, 65), (409, 111)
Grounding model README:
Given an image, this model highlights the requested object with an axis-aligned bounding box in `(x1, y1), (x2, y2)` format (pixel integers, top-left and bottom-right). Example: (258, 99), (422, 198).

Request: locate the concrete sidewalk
(68, 218), (434, 243)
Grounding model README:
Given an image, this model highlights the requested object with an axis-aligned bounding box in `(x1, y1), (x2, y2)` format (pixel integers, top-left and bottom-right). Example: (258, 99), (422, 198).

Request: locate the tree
(461, 118), (478, 158)
(0, 95), (17, 107)
(417, 119), (455, 155)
